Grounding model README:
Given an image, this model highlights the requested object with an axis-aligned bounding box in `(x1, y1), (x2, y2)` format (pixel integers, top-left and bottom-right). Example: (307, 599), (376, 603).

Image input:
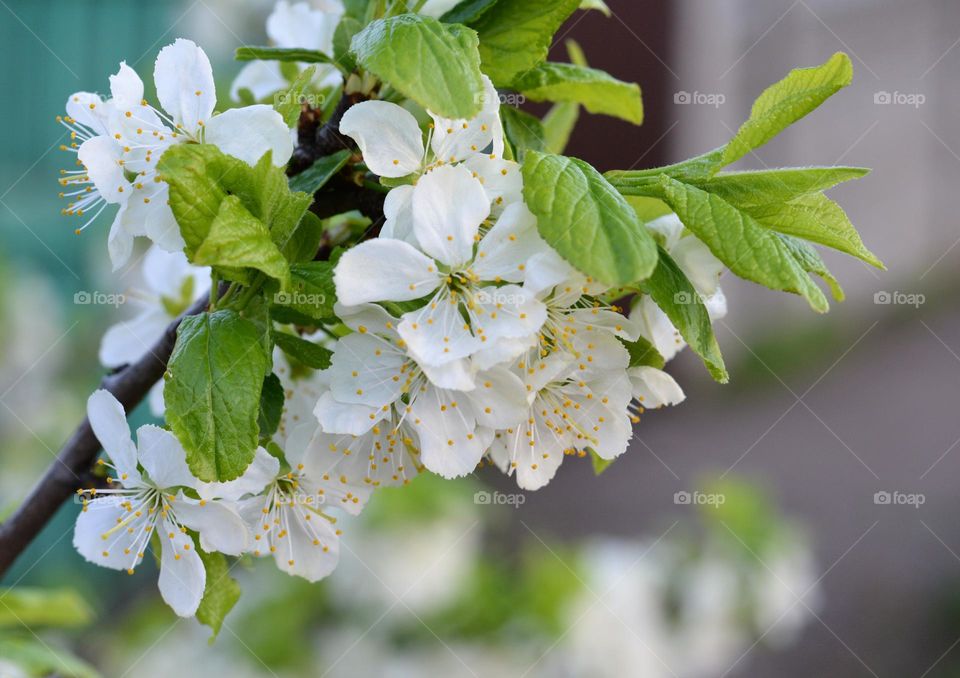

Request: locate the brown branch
(0, 91), (380, 579)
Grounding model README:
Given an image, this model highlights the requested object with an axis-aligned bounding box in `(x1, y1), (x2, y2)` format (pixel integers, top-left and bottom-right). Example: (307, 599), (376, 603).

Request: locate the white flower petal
(466, 367), (527, 429)
(381, 184), (416, 244)
(472, 202), (544, 282)
(419, 0), (461, 18)
(633, 295), (684, 361)
(471, 334), (537, 372)
(107, 210), (135, 271)
(73, 497), (150, 571)
(198, 447), (280, 502)
(567, 391), (633, 460)
(148, 381), (165, 418)
(99, 308), (171, 368)
(429, 76), (502, 162)
(569, 308), (642, 342)
(473, 284), (547, 344)
(204, 105), (294, 167)
(174, 495), (249, 556)
(672, 234), (724, 296)
(109, 62), (145, 110)
(409, 385), (483, 478)
(463, 154), (523, 212)
(86, 390), (140, 485)
(154, 39), (216, 136)
(524, 249), (576, 298)
(489, 412), (567, 491)
(137, 425), (197, 490)
(267, 0), (342, 53)
(420, 358), (476, 391)
(230, 60), (288, 102)
(706, 287), (727, 321)
(329, 333), (406, 407)
(315, 390), (386, 436)
(629, 366), (686, 409)
(65, 92), (110, 135)
(334, 238), (442, 305)
(78, 136), (128, 205)
(142, 245), (210, 300)
(399, 293), (482, 366)
(272, 502), (340, 582)
(334, 302), (400, 337)
(339, 101), (425, 177)
(411, 164), (488, 267)
(157, 516), (206, 617)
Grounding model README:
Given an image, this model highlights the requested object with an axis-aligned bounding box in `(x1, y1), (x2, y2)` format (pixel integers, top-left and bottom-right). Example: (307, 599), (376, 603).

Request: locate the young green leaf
(637, 246), (727, 382)
(195, 546), (242, 640)
(165, 310), (270, 482)
(274, 331), (333, 369)
(274, 261), (338, 320)
(590, 449), (614, 475)
(258, 373), (285, 443)
(522, 151), (657, 286)
(235, 46), (334, 64)
(333, 17), (363, 72)
(721, 52), (853, 168)
(501, 106), (546, 161)
(653, 175), (830, 312)
(351, 15), (485, 119)
(273, 65), (317, 127)
(193, 196), (291, 288)
(512, 63), (643, 125)
(469, 0), (580, 86)
(288, 150), (352, 195)
(620, 335), (666, 370)
(777, 233), (845, 301)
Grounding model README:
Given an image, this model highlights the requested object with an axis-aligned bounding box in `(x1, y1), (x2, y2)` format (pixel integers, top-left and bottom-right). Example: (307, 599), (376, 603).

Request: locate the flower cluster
(321, 91), (721, 491)
(67, 1), (730, 620)
(59, 38), (292, 269)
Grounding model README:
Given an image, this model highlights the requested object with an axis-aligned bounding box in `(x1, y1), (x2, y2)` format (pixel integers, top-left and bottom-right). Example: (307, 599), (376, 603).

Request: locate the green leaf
(688, 167), (869, 204)
(500, 106), (545, 161)
(193, 196), (291, 288)
(512, 62), (643, 125)
(470, 0), (580, 86)
(273, 66), (317, 127)
(273, 261), (338, 320)
(274, 331), (333, 369)
(740, 191), (882, 269)
(352, 15), (485, 119)
(777, 233), (845, 301)
(620, 335), (665, 369)
(276, 210), (325, 264)
(441, 0), (499, 24)
(721, 52), (853, 168)
(522, 151), (657, 286)
(159, 146), (313, 267)
(334, 17), (363, 72)
(165, 310), (269, 482)
(0, 588), (92, 629)
(288, 150), (352, 195)
(0, 637), (100, 678)
(653, 175), (830, 312)
(542, 101), (579, 154)
(637, 246), (727, 382)
(195, 546), (242, 640)
(235, 46), (334, 64)
(258, 373), (285, 443)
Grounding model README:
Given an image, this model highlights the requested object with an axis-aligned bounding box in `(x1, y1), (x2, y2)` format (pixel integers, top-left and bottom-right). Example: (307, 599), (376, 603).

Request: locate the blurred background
(1, 0), (958, 675)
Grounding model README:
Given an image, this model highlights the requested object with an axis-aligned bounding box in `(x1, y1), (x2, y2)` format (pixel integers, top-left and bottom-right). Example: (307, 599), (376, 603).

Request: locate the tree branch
(0, 91), (380, 579)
